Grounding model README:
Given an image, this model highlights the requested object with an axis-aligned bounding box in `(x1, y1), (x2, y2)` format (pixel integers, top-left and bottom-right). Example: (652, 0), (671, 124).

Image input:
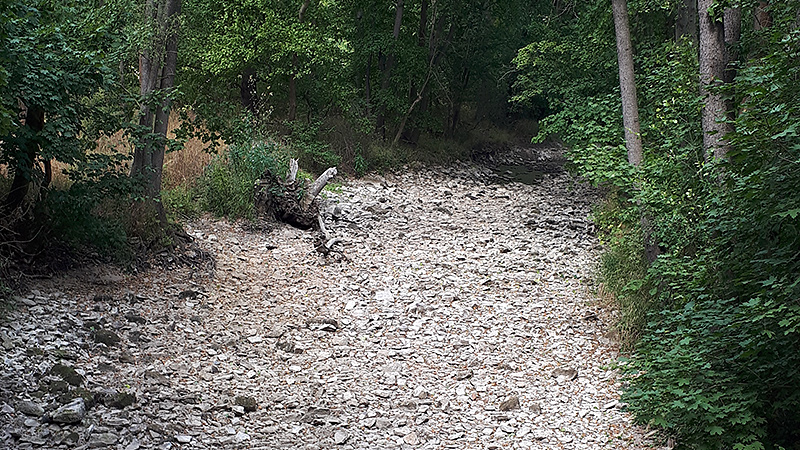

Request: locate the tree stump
(254, 159), (337, 230)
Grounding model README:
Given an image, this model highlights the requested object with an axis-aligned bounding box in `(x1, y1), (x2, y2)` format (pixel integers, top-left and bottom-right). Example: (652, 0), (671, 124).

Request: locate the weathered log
(254, 163), (337, 230)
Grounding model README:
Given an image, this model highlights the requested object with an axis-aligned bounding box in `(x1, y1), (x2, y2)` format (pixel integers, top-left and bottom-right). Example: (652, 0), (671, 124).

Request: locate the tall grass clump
(197, 140), (290, 220)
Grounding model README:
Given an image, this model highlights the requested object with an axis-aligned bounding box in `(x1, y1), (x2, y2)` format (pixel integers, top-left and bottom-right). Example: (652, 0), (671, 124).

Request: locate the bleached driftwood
(254, 162), (337, 230)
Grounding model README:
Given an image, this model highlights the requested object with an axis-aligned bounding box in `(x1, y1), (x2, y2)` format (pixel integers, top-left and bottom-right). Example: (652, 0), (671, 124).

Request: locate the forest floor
(0, 145), (656, 449)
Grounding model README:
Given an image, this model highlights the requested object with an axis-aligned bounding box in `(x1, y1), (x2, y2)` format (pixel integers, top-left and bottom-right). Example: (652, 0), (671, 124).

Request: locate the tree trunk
(613, 0), (659, 264)
(288, 54), (298, 121)
(240, 66), (258, 115)
(406, 0), (431, 145)
(698, 0), (731, 162)
(131, 0), (159, 179)
(403, 14), (451, 145)
(365, 54), (372, 116)
(723, 6), (741, 127)
(612, 0), (643, 166)
(418, 0), (428, 45)
(754, 1), (771, 31)
(675, 0), (698, 43)
(3, 105), (44, 212)
(130, 0), (181, 225)
(375, 0), (404, 136)
(724, 7), (741, 85)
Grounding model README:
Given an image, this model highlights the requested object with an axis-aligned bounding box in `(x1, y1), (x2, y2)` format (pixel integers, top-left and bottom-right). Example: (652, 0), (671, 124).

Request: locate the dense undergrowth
(527, 4), (800, 449)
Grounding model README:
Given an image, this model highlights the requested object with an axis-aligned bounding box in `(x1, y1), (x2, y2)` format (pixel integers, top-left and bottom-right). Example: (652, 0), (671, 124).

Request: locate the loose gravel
(0, 147), (654, 449)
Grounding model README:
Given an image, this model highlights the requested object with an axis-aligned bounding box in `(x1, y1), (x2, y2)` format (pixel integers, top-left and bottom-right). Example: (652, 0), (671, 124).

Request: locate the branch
(301, 167), (337, 209)
(287, 158), (299, 183)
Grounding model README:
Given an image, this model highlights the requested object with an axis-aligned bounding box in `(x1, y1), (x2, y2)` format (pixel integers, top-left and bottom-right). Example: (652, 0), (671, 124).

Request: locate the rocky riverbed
(0, 146), (655, 449)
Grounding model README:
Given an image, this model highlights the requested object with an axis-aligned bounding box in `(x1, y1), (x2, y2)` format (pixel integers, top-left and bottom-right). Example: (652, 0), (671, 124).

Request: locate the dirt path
(0, 147), (653, 449)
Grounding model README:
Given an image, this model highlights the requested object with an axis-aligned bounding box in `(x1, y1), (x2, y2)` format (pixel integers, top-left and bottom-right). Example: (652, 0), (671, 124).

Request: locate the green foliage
(0, 0), (118, 167)
(290, 121), (342, 172)
(161, 184), (201, 220)
(197, 140), (290, 220)
(38, 151), (135, 259)
(518, 1), (800, 448)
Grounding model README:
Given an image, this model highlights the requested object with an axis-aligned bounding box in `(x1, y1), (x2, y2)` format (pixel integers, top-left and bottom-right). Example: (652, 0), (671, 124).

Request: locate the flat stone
(234, 431), (250, 443)
(48, 398), (86, 424)
(105, 391), (137, 409)
(499, 396), (520, 411)
(234, 396), (258, 412)
(88, 432), (118, 447)
(17, 400), (44, 417)
(551, 367), (578, 381)
(404, 432), (419, 445)
(334, 430), (349, 445)
(50, 364), (84, 386)
(94, 329), (121, 347)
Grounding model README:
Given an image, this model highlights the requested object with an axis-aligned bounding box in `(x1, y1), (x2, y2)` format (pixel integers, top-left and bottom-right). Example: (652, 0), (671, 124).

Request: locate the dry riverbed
(0, 147), (655, 449)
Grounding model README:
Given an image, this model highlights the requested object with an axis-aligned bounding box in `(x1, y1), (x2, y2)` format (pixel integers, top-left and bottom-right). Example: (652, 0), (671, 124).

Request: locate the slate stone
(499, 396), (520, 411)
(17, 400), (44, 417)
(47, 398), (86, 424)
(50, 364), (84, 387)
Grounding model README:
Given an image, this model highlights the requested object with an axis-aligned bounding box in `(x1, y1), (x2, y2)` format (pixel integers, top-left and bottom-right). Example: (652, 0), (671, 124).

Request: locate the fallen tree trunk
(254, 159), (337, 230)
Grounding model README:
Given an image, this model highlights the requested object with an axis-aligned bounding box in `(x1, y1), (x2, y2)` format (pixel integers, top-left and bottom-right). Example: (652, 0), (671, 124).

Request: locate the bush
(197, 140), (290, 220)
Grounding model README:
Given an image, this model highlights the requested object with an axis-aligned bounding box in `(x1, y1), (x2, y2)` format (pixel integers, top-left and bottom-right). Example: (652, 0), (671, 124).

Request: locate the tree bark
(375, 0), (404, 136)
(698, 0), (731, 161)
(754, 1), (771, 31)
(675, 0), (698, 43)
(612, 0), (643, 166)
(613, 0), (659, 264)
(3, 105), (44, 212)
(392, 19), (453, 147)
(723, 6), (741, 127)
(131, 0), (160, 178)
(130, 0), (181, 225)
(288, 54), (298, 121)
(365, 53), (372, 116)
(723, 7), (741, 84)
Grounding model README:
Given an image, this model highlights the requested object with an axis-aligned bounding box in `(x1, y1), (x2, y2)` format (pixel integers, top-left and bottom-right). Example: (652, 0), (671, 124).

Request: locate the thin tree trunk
(240, 66), (258, 115)
(675, 0), (698, 43)
(3, 105), (44, 212)
(724, 7), (741, 85)
(612, 0), (643, 166)
(698, 0), (731, 161)
(754, 1), (771, 31)
(723, 7), (741, 128)
(418, 0), (428, 45)
(406, 0), (431, 144)
(613, 0), (659, 263)
(365, 54), (372, 116)
(288, 54), (298, 121)
(375, 0), (404, 136)
(131, 0), (160, 178)
(392, 19), (453, 146)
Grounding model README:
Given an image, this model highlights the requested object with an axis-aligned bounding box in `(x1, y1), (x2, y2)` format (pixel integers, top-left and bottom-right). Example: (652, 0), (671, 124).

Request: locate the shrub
(197, 140), (290, 220)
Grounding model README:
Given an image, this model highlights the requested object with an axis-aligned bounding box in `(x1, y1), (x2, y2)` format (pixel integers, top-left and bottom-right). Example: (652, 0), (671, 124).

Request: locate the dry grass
(2, 111), (222, 198)
(163, 113), (222, 189)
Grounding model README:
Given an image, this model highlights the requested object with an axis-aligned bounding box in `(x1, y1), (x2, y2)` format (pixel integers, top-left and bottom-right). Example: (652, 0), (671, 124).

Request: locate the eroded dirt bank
(0, 147), (652, 449)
